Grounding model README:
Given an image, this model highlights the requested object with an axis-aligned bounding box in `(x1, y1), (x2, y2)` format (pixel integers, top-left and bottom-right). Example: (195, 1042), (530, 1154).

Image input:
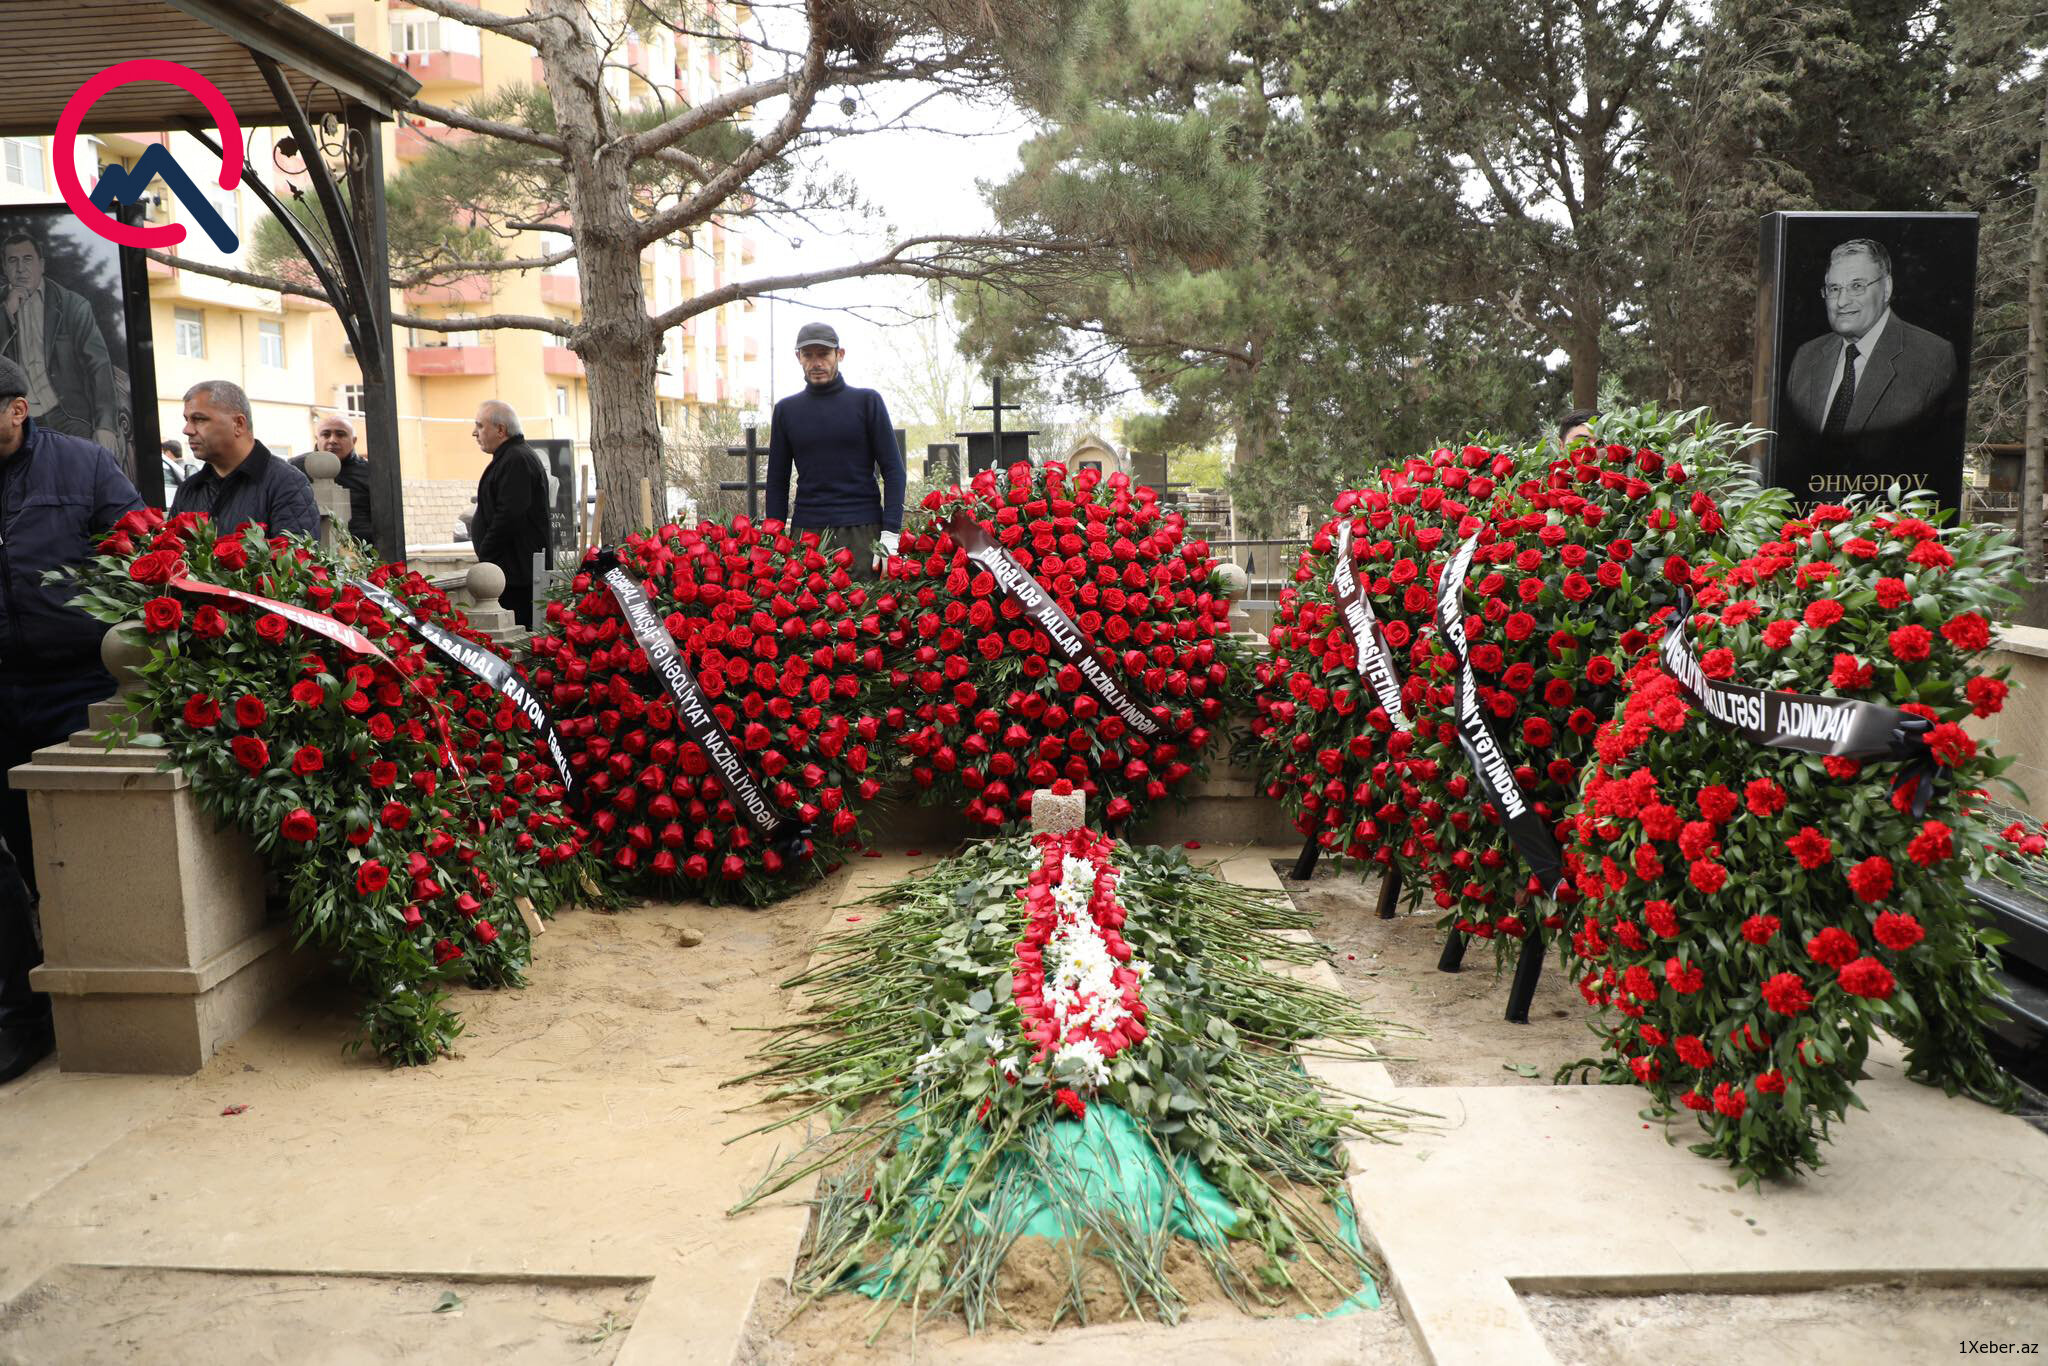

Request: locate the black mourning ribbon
(1433, 534), (1569, 895)
(1330, 521), (1409, 723)
(945, 509), (1165, 739)
(1658, 589), (1939, 817)
(590, 549), (812, 858)
(352, 578), (577, 798)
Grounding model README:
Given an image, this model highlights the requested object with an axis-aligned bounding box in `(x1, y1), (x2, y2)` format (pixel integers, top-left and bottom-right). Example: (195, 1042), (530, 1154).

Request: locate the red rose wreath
(1247, 445), (1514, 871)
(529, 518), (906, 904)
(1564, 493), (2031, 1180)
(886, 462), (1236, 832)
(73, 509), (599, 1065)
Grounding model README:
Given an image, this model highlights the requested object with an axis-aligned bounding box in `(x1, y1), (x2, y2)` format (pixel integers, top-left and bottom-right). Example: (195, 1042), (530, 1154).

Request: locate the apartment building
(1, 0), (764, 544)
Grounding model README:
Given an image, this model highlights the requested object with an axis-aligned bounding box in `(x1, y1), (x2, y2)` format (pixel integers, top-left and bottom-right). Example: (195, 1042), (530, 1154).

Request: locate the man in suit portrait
(0, 232), (118, 451)
(1783, 238), (1956, 466)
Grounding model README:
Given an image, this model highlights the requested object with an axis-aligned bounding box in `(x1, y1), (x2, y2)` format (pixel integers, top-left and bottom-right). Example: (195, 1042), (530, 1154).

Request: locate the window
(174, 308), (205, 359)
(555, 385), (569, 416)
(258, 320), (284, 368)
(2, 138), (45, 190)
(326, 13), (356, 42)
(390, 12), (478, 56)
(340, 384), (365, 415)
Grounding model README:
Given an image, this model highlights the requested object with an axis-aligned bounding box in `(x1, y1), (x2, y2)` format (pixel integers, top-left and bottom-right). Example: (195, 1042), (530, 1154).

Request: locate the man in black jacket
(764, 321), (904, 580)
(289, 414), (374, 543)
(169, 381), (319, 539)
(0, 356), (144, 1083)
(469, 400), (548, 628)
(0, 232), (118, 448)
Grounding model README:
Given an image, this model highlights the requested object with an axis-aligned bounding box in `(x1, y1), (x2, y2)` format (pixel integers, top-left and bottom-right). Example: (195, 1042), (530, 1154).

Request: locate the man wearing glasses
(1785, 238), (1956, 455)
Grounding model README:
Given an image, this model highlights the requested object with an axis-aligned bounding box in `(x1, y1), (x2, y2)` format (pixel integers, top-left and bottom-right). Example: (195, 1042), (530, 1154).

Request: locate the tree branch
(400, 311), (574, 335)
(403, 99), (566, 154)
(143, 249), (331, 301)
(393, 245), (579, 288)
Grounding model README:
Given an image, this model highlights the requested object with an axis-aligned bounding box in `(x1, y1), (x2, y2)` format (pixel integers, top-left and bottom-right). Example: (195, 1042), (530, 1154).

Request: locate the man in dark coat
(0, 356), (144, 1083)
(289, 414), (375, 543)
(469, 400), (548, 628)
(169, 380), (319, 538)
(764, 321), (904, 581)
(0, 232), (118, 448)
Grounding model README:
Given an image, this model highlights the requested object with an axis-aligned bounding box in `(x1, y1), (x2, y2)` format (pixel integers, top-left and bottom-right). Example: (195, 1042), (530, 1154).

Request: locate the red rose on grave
(229, 735), (268, 773)
(1873, 911), (1926, 951)
(1941, 613), (1991, 651)
(1906, 820), (1954, 868)
(255, 613), (291, 645)
(234, 695), (266, 728)
(474, 918), (499, 944)
(1761, 972), (1814, 1015)
(142, 596), (183, 633)
(279, 808), (319, 842)
(1966, 677), (2008, 718)
(1802, 599), (1844, 630)
(1925, 722), (1976, 768)
(290, 680), (324, 708)
(1805, 927), (1859, 968)
(1785, 826), (1832, 870)
(1887, 624), (1933, 662)
(368, 761), (398, 789)
(1837, 956), (1895, 1000)
(127, 549), (179, 584)
(1739, 913), (1780, 945)
(433, 938), (463, 965)
(1845, 856), (1893, 903)
(191, 605), (228, 639)
(355, 861), (391, 896)
(290, 745), (324, 775)
(379, 801), (411, 831)
(212, 536), (250, 570)
(183, 693), (221, 729)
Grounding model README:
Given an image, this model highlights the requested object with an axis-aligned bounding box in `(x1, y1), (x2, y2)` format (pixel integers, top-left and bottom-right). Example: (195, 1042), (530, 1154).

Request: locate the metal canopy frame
(0, 0), (418, 562)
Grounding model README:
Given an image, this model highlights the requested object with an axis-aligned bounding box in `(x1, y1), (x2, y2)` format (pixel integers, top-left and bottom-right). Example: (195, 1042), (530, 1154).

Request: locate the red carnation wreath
(1564, 493), (2031, 1180)
(530, 517), (906, 903)
(887, 462), (1236, 832)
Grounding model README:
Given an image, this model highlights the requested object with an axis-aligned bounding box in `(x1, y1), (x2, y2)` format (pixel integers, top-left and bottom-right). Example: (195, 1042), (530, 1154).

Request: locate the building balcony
(405, 276), (491, 305)
(542, 346), (585, 378)
(540, 275), (581, 306)
(407, 344), (496, 377)
(394, 122), (475, 162)
(393, 49), (483, 93)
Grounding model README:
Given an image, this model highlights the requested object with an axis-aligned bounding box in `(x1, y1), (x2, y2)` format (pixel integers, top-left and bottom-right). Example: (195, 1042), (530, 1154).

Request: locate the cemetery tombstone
(1756, 211), (1977, 513)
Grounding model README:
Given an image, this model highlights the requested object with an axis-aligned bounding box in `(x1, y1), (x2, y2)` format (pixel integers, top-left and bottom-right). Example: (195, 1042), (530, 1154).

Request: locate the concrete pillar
(302, 449), (347, 554)
(1215, 561), (1252, 638)
(458, 561), (527, 647)
(16, 626), (310, 1074)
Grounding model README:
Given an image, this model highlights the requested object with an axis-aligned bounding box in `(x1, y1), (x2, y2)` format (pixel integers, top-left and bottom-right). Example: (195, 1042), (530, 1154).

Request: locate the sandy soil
(1525, 1283), (2048, 1365)
(1274, 861), (1598, 1087)
(0, 1266), (644, 1366)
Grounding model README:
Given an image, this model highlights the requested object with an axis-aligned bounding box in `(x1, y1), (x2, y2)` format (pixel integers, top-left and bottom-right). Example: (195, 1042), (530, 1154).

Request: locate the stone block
(14, 727), (308, 1076)
(1030, 788), (1085, 834)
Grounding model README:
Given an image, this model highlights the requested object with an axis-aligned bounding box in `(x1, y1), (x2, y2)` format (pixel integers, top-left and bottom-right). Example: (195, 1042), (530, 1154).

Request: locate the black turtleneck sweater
(764, 375), (904, 532)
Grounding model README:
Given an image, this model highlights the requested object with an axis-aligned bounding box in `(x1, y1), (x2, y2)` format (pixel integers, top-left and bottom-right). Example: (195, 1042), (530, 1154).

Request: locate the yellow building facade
(0, 1), (763, 544)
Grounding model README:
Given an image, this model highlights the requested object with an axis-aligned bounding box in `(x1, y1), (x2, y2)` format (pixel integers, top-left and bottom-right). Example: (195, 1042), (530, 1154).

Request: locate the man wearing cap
(764, 322), (905, 579)
(0, 355), (144, 1083)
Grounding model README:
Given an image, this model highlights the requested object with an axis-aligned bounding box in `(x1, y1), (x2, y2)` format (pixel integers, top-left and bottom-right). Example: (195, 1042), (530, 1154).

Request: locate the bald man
(290, 415), (374, 543)
(470, 399), (548, 628)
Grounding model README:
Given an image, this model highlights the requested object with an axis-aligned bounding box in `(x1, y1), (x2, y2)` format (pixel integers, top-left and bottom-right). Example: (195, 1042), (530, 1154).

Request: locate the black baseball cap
(0, 356), (25, 401)
(794, 321), (840, 351)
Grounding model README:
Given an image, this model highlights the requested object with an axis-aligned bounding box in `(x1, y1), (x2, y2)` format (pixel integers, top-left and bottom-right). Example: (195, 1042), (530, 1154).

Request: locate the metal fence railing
(1205, 538), (1310, 599)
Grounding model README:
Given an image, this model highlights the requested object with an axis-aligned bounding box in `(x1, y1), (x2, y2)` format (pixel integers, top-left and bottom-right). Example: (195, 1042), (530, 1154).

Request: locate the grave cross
(956, 375), (1039, 475)
(721, 425), (770, 520)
